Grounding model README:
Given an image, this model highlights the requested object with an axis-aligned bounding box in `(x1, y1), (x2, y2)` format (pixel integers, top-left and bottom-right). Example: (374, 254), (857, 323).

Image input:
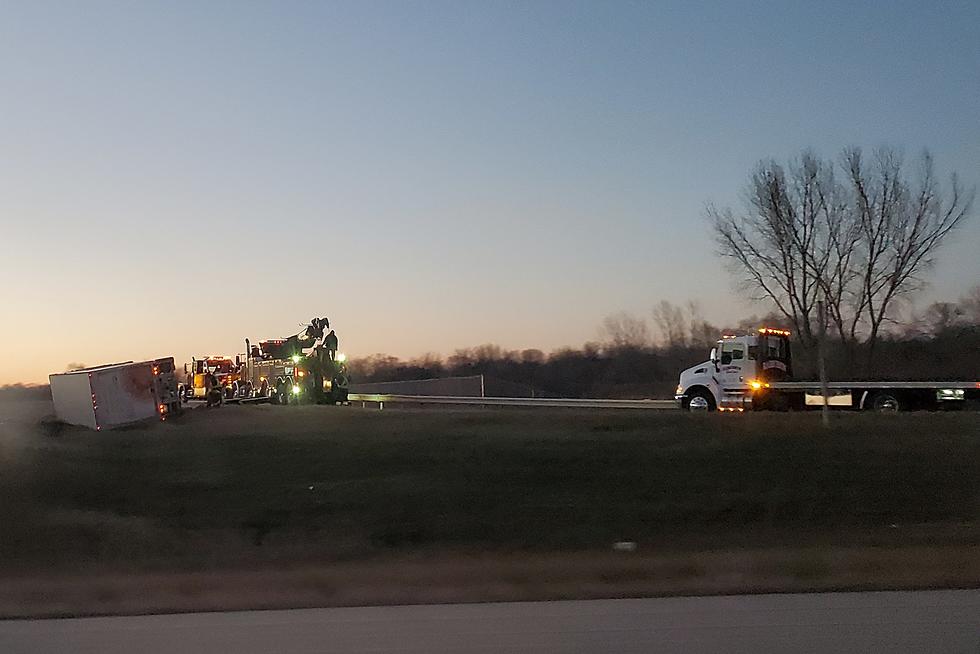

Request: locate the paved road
(1, 590), (977, 653)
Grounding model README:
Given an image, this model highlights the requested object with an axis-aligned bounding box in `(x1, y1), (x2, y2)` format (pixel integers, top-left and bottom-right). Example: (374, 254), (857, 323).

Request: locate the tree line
(348, 287), (979, 399)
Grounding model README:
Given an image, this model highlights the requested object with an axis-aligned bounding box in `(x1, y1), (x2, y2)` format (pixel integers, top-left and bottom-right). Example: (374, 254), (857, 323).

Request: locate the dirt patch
(2, 545), (978, 618)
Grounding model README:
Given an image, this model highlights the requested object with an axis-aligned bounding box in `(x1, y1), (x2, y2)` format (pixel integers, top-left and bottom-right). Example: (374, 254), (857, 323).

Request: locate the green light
(336, 352), (347, 363)
(292, 385), (301, 395)
(291, 355), (301, 363)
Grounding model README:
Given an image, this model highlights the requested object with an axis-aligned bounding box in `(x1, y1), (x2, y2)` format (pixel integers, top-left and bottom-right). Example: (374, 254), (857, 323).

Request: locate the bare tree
(520, 349), (546, 365)
(709, 146), (973, 371)
(651, 300), (688, 347)
(903, 287), (980, 337)
(805, 163), (865, 346)
(958, 285), (980, 325)
(918, 302), (961, 336)
(844, 147), (974, 370)
(601, 311), (650, 350)
(472, 344), (509, 362)
(707, 152), (838, 348)
(685, 301), (719, 348)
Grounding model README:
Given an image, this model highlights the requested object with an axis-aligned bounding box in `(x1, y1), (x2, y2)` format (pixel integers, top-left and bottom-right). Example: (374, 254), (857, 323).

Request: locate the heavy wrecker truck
(238, 318), (350, 405)
(675, 327), (979, 412)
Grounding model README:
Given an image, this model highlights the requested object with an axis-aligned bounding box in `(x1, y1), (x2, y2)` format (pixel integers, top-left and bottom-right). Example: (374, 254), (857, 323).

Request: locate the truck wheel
(685, 389), (715, 412)
(870, 392), (900, 413)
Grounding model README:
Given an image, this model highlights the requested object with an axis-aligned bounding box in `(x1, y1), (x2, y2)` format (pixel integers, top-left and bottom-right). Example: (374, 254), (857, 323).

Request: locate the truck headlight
(292, 385), (301, 395)
(675, 385), (683, 395)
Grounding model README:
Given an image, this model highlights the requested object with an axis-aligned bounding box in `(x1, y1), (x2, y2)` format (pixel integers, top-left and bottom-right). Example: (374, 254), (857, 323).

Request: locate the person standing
(324, 329), (338, 361)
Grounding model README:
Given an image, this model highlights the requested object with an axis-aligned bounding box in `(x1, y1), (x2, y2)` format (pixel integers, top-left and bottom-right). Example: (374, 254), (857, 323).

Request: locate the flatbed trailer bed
(769, 381), (978, 390)
(754, 380), (979, 411)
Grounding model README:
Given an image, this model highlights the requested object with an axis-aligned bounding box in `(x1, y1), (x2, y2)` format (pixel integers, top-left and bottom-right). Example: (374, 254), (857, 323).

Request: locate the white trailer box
(49, 358), (180, 430)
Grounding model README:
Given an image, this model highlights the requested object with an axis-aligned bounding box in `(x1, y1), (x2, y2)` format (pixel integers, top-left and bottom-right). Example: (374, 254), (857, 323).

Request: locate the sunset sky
(1, 1), (978, 385)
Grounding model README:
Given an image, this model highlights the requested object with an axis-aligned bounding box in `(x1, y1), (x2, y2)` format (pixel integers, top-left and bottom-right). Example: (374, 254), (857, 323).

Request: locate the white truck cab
(675, 328), (792, 411)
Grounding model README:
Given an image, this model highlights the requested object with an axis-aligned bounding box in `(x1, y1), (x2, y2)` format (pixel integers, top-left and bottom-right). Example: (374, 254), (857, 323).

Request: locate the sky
(1, 1), (978, 384)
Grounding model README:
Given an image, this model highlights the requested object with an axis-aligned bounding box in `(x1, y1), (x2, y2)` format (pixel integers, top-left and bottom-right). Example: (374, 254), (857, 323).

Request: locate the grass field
(1, 399), (978, 615)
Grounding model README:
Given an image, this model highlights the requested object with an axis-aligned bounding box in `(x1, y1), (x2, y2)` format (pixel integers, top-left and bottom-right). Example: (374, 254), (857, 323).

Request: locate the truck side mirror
(709, 348), (718, 363)
(183, 363), (189, 374)
(235, 355), (241, 367)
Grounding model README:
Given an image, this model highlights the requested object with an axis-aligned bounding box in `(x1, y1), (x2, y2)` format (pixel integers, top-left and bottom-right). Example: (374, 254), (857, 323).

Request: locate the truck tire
(870, 392), (900, 413)
(685, 389), (715, 412)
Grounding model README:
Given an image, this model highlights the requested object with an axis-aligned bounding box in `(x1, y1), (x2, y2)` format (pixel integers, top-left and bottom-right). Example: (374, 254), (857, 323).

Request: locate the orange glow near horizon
(1, 4), (977, 385)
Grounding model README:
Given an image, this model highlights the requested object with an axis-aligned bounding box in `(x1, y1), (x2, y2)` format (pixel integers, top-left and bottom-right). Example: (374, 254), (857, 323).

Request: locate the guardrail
(347, 394), (678, 410)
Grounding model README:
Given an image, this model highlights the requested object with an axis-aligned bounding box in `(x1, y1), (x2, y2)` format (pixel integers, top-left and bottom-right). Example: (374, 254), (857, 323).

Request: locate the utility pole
(817, 299), (829, 428)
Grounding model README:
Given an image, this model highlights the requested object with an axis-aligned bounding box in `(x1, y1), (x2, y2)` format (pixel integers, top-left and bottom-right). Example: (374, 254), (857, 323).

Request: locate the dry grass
(1, 400), (978, 616)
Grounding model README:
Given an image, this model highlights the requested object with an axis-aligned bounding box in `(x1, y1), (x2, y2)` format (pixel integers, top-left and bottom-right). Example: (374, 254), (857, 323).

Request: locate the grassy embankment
(1, 399), (978, 616)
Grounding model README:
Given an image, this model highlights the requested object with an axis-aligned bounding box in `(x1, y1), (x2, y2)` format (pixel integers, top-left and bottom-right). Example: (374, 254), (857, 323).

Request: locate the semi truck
(50, 358), (181, 430)
(183, 356), (244, 400)
(675, 328), (979, 412)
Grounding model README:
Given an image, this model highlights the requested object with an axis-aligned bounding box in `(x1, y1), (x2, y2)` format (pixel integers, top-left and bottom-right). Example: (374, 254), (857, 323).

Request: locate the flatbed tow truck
(675, 328), (979, 412)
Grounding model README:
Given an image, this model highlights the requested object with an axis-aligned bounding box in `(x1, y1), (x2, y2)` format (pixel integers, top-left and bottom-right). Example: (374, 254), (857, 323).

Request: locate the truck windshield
(720, 341), (744, 364)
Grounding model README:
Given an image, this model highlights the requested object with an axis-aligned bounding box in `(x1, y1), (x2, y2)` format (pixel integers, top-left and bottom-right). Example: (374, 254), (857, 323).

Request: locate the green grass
(1, 403), (978, 572)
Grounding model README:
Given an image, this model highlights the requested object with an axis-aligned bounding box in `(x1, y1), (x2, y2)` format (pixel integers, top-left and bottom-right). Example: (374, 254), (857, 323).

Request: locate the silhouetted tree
(708, 151), (837, 347)
(600, 312), (650, 350)
(845, 148), (974, 370)
(709, 147), (973, 372)
(651, 301), (687, 348)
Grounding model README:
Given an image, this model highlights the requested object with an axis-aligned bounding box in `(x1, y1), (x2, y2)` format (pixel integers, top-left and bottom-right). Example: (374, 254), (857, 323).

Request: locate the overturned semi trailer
(49, 359), (181, 430)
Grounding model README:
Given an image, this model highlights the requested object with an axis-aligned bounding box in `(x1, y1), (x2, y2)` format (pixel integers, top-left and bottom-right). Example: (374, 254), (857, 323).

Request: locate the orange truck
(183, 356), (245, 400)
